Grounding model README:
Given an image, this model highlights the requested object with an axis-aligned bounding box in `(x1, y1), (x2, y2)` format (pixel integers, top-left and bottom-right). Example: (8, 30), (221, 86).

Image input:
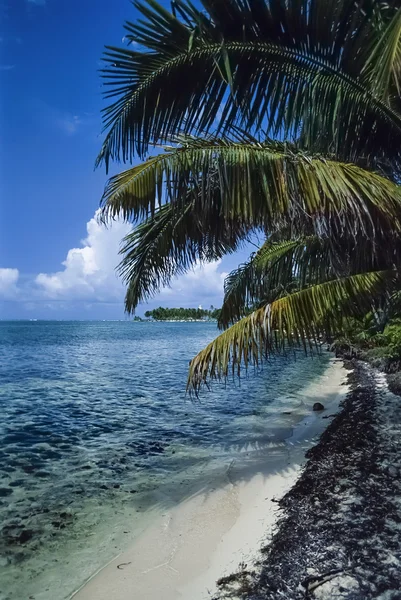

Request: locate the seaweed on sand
(214, 361), (401, 599)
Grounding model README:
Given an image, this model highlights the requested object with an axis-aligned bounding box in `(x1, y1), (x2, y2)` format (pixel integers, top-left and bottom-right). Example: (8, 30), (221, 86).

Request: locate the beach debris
(117, 562), (131, 570)
(214, 362), (401, 599)
(312, 402), (325, 411)
(308, 573), (360, 598)
(300, 568), (345, 593)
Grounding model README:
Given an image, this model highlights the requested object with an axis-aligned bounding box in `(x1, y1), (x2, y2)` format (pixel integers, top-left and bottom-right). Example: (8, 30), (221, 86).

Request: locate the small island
(143, 306), (221, 322)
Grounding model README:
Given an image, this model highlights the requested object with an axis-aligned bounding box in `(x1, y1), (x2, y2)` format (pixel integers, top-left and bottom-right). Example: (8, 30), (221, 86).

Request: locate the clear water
(0, 321), (330, 600)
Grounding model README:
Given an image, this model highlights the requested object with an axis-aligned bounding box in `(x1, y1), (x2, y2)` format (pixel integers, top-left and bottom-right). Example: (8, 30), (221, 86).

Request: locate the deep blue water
(0, 321), (330, 599)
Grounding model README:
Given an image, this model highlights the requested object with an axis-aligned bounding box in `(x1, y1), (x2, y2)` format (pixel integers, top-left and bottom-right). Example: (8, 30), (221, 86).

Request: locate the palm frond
(362, 7), (401, 100)
(218, 236), (327, 328)
(96, 0), (401, 167)
(100, 137), (401, 240)
(188, 270), (395, 392)
(219, 230), (401, 328)
(118, 200), (248, 313)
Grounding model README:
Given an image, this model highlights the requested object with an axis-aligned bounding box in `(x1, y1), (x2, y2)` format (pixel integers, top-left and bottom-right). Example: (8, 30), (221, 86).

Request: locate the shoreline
(71, 358), (347, 600)
(214, 360), (401, 599)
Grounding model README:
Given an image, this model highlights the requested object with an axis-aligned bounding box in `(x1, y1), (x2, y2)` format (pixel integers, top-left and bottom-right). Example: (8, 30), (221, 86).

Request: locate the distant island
(143, 307), (221, 321)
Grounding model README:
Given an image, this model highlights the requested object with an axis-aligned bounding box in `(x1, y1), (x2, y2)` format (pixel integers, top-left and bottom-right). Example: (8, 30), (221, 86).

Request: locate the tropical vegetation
(98, 0), (401, 392)
(144, 306), (221, 320)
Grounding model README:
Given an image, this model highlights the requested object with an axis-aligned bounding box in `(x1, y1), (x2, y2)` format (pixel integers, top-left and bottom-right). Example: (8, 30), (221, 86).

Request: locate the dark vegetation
(214, 362), (401, 599)
(143, 307), (221, 321)
(330, 299), (401, 394)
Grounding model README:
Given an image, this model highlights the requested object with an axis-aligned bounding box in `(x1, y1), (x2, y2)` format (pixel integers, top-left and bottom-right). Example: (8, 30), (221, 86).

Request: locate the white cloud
(27, 0), (46, 5)
(36, 211), (131, 301)
(0, 268), (19, 299)
(33, 211), (227, 311)
(2, 212), (227, 315)
(0, 65), (15, 71)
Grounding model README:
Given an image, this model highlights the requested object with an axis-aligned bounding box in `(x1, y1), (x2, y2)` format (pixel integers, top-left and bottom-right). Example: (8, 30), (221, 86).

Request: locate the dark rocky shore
(214, 361), (401, 600)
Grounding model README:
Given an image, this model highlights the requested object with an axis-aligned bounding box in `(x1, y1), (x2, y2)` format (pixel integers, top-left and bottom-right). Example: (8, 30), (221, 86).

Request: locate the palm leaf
(118, 200), (248, 312)
(187, 270), (396, 392)
(218, 236), (327, 328)
(362, 7), (401, 100)
(97, 0), (401, 167)
(100, 137), (401, 240)
(219, 231), (401, 328)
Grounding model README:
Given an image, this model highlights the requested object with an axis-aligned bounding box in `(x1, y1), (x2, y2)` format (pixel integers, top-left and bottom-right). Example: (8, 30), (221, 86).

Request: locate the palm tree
(98, 0), (401, 391)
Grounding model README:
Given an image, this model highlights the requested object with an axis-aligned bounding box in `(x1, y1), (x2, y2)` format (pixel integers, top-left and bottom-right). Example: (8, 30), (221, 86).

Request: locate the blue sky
(0, 0), (251, 319)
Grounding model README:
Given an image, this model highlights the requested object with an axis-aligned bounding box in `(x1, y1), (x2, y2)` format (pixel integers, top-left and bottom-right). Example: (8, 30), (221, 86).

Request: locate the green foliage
(102, 135), (401, 316)
(219, 235), (351, 329)
(381, 320), (401, 359)
(188, 271), (394, 391)
(97, 0), (401, 390)
(337, 313), (383, 347)
(101, 136), (401, 240)
(97, 0), (401, 168)
(118, 200), (247, 314)
(333, 313), (401, 363)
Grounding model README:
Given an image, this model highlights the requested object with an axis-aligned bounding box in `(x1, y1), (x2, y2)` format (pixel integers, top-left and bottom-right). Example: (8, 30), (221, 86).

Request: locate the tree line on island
(143, 307), (221, 321)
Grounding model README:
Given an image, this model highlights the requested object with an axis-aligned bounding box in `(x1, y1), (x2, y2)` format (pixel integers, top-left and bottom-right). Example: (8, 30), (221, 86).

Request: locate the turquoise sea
(0, 321), (330, 600)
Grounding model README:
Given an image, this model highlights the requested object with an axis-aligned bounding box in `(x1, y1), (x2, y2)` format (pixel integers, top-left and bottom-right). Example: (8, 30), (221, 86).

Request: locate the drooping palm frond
(218, 236), (327, 328)
(118, 200), (249, 312)
(218, 231), (401, 328)
(101, 137), (401, 239)
(187, 270), (396, 392)
(97, 0), (401, 169)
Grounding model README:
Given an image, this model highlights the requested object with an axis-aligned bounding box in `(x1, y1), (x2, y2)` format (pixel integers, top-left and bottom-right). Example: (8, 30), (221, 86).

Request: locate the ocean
(0, 321), (331, 600)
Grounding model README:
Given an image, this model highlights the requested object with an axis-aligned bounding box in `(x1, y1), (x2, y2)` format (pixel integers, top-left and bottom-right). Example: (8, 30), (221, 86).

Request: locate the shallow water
(0, 321), (330, 599)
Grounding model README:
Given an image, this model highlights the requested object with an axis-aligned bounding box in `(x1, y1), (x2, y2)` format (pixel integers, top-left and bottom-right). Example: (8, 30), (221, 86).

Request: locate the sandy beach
(71, 358), (347, 600)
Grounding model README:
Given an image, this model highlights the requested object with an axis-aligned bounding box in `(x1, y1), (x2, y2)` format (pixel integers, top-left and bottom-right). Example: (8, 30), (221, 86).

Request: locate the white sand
(71, 358), (347, 600)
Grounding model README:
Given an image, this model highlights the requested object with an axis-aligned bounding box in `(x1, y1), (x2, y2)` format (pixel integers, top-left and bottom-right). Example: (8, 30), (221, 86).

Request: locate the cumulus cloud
(0, 211), (228, 317)
(33, 211), (227, 311)
(36, 212), (131, 301)
(0, 268), (20, 299)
